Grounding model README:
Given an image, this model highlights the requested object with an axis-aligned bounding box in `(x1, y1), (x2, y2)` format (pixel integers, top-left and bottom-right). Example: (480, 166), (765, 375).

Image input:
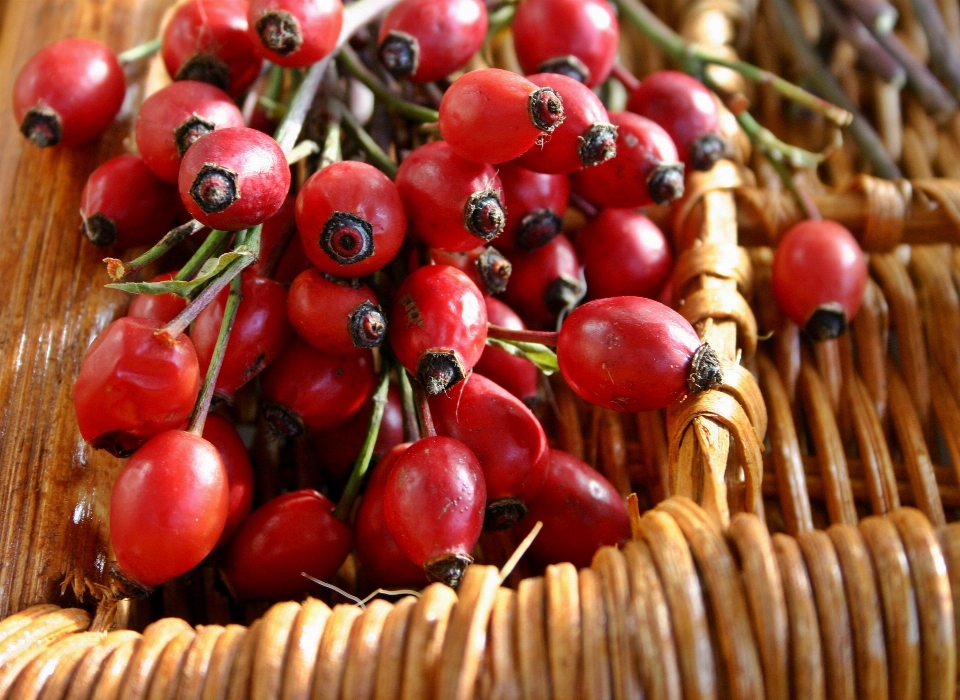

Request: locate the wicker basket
(5, 0), (960, 696)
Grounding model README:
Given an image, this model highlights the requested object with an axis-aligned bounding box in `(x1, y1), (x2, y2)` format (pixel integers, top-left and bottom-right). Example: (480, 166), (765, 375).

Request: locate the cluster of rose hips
(16, 0), (866, 601)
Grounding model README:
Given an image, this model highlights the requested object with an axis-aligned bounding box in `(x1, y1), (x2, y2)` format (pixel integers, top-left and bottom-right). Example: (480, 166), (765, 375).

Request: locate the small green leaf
(106, 247), (255, 297)
(485, 337), (559, 375)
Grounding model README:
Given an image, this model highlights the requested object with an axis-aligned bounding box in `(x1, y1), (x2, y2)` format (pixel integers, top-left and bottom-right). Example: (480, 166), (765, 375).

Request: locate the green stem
(335, 100), (399, 177)
(320, 120), (343, 169)
(398, 365), (421, 443)
(486, 3), (517, 40)
(104, 219), (203, 280)
(731, 109), (827, 168)
(175, 230), (232, 282)
(285, 139), (320, 165)
(117, 37), (161, 65)
(338, 46), (441, 123)
(333, 370), (392, 521)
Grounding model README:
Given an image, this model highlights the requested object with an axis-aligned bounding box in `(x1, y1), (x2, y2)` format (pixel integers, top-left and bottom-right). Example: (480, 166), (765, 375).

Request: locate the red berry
(501, 233), (582, 328)
(772, 219), (868, 340)
(474, 297), (540, 406)
(512, 0), (618, 87)
(13, 38), (125, 147)
(389, 265), (487, 394)
(296, 161), (406, 277)
(287, 269), (386, 353)
(110, 430), (228, 588)
(429, 246), (512, 296)
(383, 436), (486, 587)
(439, 68), (565, 165)
(575, 209), (673, 301)
(127, 273), (188, 324)
(202, 415), (255, 549)
(248, 0), (344, 68)
(557, 297), (722, 412)
(250, 195), (312, 283)
(80, 155), (180, 248)
(178, 126), (291, 231)
(496, 162), (569, 252)
(136, 81), (245, 184)
(222, 489), (353, 600)
(73, 317), (201, 457)
(377, 0), (487, 82)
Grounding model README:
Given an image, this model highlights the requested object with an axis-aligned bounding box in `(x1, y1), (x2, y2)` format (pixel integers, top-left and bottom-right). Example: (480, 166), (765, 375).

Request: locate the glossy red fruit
(354, 443), (428, 588)
(772, 219), (868, 340)
(390, 265), (487, 394)
(383, 436), (486, 587)
(496, 162), (569, 252)
(74, 317), (201, 457)
(429, 373), (548, 530)
(395, 141), (506, 252)
(136, 81), (245, 184)
(429, 246), (512, 296)
(250, 195), (311, 283)
(222, 489), (353, 600)
(13, 38), (125, 148)
(80, 155), (180, 248)
(296, 161), (406, 277)
(179, 126), (291, 231)
(260, 338), (376, 435)
(162, 0), (261, 98)
(202, 415), (255, 549)
(474, 297), (540, 406)
(377, 0), (487, 83)
(248, 0), (344, 68)
(439, 68), (565, 165)
(192, 271), (292, 401)
(288, 270), (385, 354)
(627, 71), (724, 172)
(502, 234), (582, 329)
(518, 72), (616, 174)
(557, 297), (722, 412)
(512, 0), (618, 87)
(110, 430), (228, 588)
(127, 272), (188, 323)
(575, 209), (673, 301)
(512, 449), (629, 568)
(571, 111), (684, 208)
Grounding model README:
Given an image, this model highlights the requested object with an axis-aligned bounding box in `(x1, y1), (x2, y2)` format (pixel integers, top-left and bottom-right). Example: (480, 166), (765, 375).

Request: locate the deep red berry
(512, 449), (629, 568)
(383, 436), (486, 587)
(296, 161), (406, 276)
(74, 317), (201, 457)
(127, 273), (189, 323)
(377, 0), (487, 82)
(13, 38), (125, 148)
(439, 68), (565, 165)
(389, 265), (487, 394)
(222, 489), (353, 600)
(474, 297), (540, 406)
(429, 246), (512, 296)
(162, 0), (261, 98)
(557, 296), (722, 412)
(136, 81), (245, 184)
(179, 126), (291, 231)
(627, 71), (725, 172)
(772, 219), (868, 340)
(260, 338), (375, 435)
(571, 111), (684, 208)
(395, 141), (506, 252)
(202, 415), (255, 549)
(518, 72), (616, 173)
(111, 430), (228, 588)
(80, 155), (180, 248)
(248, 0), (344, 68)
(496, 162), (569, 252)
(575, 209), (673, 301)
(429, 373), (549, 530)
(502, 233), (582, 329)
(287, 269), (386, 354)
(512, 0), (618, 87)
(250, 195), (311, 283)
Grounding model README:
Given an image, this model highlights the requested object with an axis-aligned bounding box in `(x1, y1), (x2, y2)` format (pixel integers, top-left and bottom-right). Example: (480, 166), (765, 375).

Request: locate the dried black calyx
(687, 343), (723, 393)
(805, 303), (848, 341)
(20, 106), (62, 148)
(174, 114), (216, 157)
(90, 430), (144, 458)
(545, 274), (584, 317)
(484, 497), (528, 531)
(528, 86), (565, 134)
(416, 348), (467, 395)
(690, 133), (726, 171)
(109, 561), (153, 599)
(82, 213), (117, 247)
(463, 189), (506, 241)
(646, 163), (685, 205)
(536, 55), (592, 84)
(517, 209), (562, 251)
(256, 10), (303, 55)
(349, 301), (387, 348)
(475, 247), (512, 295)
(424, 553), (473, 589)
(262, 402), (306, 437)
(379, 30), (419, 79)
(578, 122), (617, 167)
(320, 211), (375, 265)
(175, 53), (231, 93)
(189, 163), (240, 214)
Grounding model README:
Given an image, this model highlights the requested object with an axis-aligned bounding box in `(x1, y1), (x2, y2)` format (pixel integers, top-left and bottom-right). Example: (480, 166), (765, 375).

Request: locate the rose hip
(496, 162), (569, 252)
(248, 0), (344, 68)
(202, 414), (254, 549)
(287, 269), (386, 354)
(502, 234), (582, 329)
(127, 273), (188, 323)
(429, 246), (512, 296)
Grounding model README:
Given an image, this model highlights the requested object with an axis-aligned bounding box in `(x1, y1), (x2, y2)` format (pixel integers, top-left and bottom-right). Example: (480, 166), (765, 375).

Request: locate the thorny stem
(333, 370), (391, 521)
(398, 365), (421, 443)
(338, 46), (441, 123)
(335, 99), (399, 177)
(117, 37), (161, 65)
(175, 230), (232, 282)
(105, 219), (203, 281)
(486, 324), (559, 346)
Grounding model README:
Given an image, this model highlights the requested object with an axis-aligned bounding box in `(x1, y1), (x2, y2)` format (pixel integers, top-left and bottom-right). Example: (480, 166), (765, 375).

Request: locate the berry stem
(334, 99), (399, 177)
(417, 383), (437, 438)
(175, 230), (232, 282)
(338, 46), (441, 123)
(104, 219), (203, 281)
(285, 139), (319, 165)
(486, 323), (559, 346)
(333, 369), (391, 521)
(398, 364), (421, 442)
(117, 37), (161, 65)
(485, 3), (517, 41)
(320, 119), (343, 169)
(610, 62), (641, 92)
